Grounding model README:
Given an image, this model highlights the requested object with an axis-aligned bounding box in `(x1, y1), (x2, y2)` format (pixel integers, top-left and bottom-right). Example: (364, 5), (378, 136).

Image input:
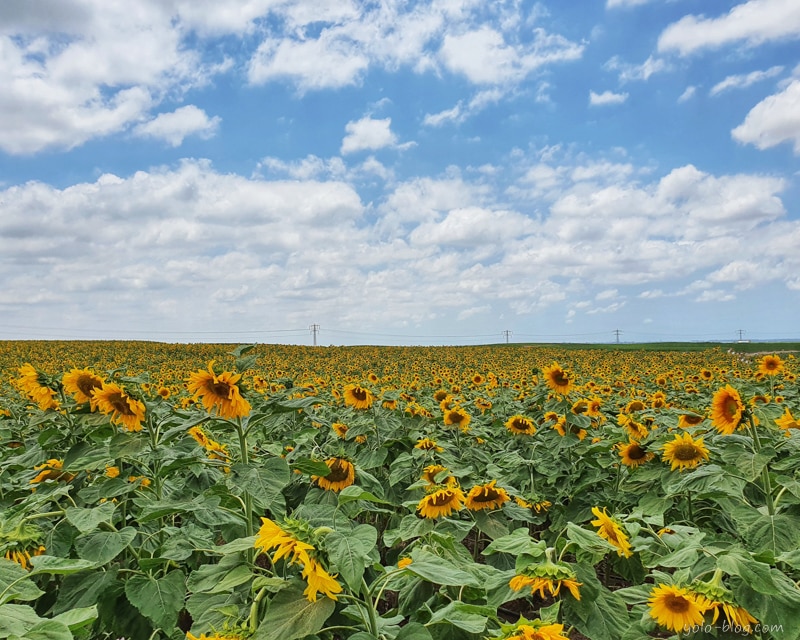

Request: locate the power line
(309, 323), (320, 346)
(502, 330), (512, 343)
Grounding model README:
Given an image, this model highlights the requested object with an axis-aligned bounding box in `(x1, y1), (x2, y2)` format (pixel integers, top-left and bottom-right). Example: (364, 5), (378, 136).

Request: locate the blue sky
(1, 0), (799, 345)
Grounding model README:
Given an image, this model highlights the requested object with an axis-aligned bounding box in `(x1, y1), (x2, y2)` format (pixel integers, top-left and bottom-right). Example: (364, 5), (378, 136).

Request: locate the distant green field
(498, 341), (800, 353)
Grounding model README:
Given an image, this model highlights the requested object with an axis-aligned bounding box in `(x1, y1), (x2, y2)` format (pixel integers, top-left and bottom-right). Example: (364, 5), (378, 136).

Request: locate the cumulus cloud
(133, 106), (221, 147)
(605, 55), (669, 83)
(589, 90), (629, 106)
(658, 0), (800, 56)
(341, 117), (414, 154)
(678, 86), (697, 103)
(732, 79), (800, 153)
(710, 66), (784, 96)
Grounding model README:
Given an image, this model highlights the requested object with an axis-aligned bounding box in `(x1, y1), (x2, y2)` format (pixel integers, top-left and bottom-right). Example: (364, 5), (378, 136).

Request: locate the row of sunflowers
(1, 342), (799, 640)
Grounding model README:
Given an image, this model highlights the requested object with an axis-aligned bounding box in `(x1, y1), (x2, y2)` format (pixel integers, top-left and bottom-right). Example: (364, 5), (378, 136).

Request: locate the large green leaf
(406, 551), (480, 588)
(427, 602), (493, 633)
(325, 525), (377, 589)
(74, 527), (136, 564)
(745, 514), (800, 555)
(396, 622), (434, 640)
(253, 582), (335, 640)
(0, 559), (44, 605)
(29, 556), (98, 576)
(124, 570), (186, 632)
(230, 458), (290, 509)
(65, 503), (116, 534)
(51, 606), (98, 632)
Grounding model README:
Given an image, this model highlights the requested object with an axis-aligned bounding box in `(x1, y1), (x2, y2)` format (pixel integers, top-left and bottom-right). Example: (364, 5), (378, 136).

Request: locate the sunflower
(92, 382), (146, 432)
(758, 354), (784, 376)
(590, 507), (633, 558)
(313, 457), (355, 492)
(4, 544), (46, 571)
(188, 426), (210, 447)
(542, 363), (573, 395)
(776, 408), (800, 435)
(490, 620), (570, 640)
(417, 486), (466, 519)
(465, 480), (510, 511)
(421, 464), (456, 487)
(414, 437), (443, 451)
(617, 414), (648, 439)
(710, 385), (744, 435)
(509, 575), (582, 601)
(677, 413), (704, 428)
(505, 415), (536, 435)
(443, 407), (471, 431)
(254, 517), (314, 567)
(30, 459), (74, 485)
(62, 368), (104, 405)
(662, 432), (710, 472)
(302, 557), (343, 602)
(15, 364), (60, 411)
(690, 571), (758, 632)
(187, 363), (251, 419)
(343, 384), (374, 410)
(331, 422), (349, 439)
(648, 584), (705, 633)
(617, 441), (654, 468)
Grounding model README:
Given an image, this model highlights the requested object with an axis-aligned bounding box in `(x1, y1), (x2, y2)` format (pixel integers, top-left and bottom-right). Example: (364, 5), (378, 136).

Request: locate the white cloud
(341, 117), (413, 155)
(589, 90), (629, 106)
(678, 86), (697, 103)
(605, 55), (669, 83)
(658, 0), (800, 56)
(710, 66), (785, 96)
(732, 80), (800, 153)
(133, 106), (220, 147)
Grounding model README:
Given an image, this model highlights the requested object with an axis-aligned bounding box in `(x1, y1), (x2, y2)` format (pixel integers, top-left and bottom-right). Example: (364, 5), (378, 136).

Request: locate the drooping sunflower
(465, 480), (510, 511)
(617, 413), (649, 440)
(505, 415), (536, 435)
(313, 457), (355, 492)
(677, 412), (704, 428)
(331, 422), (349, 439)
(510, 575), (582, 601)
(421, 464), (456, 487)
(662, 432), (710, 472)
(92, 382), (146, 432)
(758, 354), (784, 376)
(443, 407), (471, 431)
(187, 363), (251, 419)
(709, 385), (744, 435)
(15, 364), (60, 411)
(690, 571), (758, 632)
(542, 363), (573, 395)
(302, 557), (344, 602)
(62, 368), (104, 406)
(417, 486), (466, 519)
(590, 507), (633, 558)
(414, 437), (443, 451)
(342, 384), (375, 410)
(30, 459), (74, 485)
(648, 584), (705, 633)
(490, 619), (570, 640)
(617, 441), (654, 468)
(776, 408), (800, 435)
(3, 544), (46, 571)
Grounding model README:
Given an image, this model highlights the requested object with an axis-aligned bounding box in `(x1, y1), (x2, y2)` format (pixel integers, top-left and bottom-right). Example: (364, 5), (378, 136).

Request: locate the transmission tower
(310, 323), (320, 346)
(737, 329), (745, 342)
(613, 329), (621, 344)
(502, 330), (512, 344)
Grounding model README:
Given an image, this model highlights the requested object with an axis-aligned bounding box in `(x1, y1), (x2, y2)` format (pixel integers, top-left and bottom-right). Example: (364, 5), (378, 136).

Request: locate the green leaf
(717, 553), (779, 595)
(74, 526), (136, 564)
(395, 622), (434, 640)
(745, 513), (800, 555)
(65, 503), (116, 534)
(29, 556), (98, 576)
(230, 458), (290, 510)
(561, 563), (632, 640)
(187, 555), (246, 594)
(214, 536), (257, 555)
(325, 525), (377, 589)
(63, 440), (110, 471)
(338, 485), (391, 506)
(253, 582), (335, 640)
(51, 605), (98, 632)
(565, 522), (617, 556)
(383, 515), (433, 546)
(0, 559), (44, 605)
(124, 570), (186, 632)
(19, 620), (73, 640)
(482, 528), (546, 558)
(406, 550), (480, 587)
(290, 457), (331, 476)
(427, 602), (492, 633)
(0, 603), (41, 636)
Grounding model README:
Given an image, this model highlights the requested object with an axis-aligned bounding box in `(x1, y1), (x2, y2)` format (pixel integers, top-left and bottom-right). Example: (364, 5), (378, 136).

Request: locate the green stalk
(361, 577), (380, 638)
(748, 412), (775, 516)
(235, 418), (255, 539)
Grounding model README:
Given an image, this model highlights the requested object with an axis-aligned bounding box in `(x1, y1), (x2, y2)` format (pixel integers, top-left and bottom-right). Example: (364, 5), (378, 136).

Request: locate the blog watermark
(684, 622), (784, 636)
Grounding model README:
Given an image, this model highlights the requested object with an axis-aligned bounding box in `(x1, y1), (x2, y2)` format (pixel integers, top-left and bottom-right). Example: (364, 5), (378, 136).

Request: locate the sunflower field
(1, 341), (800, 640)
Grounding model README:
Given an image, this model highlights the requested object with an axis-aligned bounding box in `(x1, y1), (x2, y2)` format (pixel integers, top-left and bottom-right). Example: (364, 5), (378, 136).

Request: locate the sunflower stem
(360, 577), (380, 638)
(235, 418), (255, 540)
(748, 412), (775, 516)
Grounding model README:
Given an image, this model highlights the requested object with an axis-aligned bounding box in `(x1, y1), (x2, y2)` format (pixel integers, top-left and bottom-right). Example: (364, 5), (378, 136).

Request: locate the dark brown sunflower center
(108, 393), (134, 416)
(430, 491), (455, 507)
(724, 399), (740, 417)
(351, 388), (368, 401)
(473, 488), (500, 502)
(208, 381), (232, 398)
(448, 412), (465, 423)
(552, 371), (569, 386)
(77, 375), (102, 396)
(682, 415), (703, 425)
(627, 445), (647, 460)
(512, 419), (533, 432)
(664, 594), (691, 613)
(327, 460), (351, 482)
(628, 401), (645, 411)
(673, 444), (701, 461)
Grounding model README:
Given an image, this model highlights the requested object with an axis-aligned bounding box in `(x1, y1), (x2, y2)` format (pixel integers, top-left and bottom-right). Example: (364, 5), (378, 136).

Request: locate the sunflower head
(417, 486), (465, 519)
(662, 431), (710, 472)
(617, 441), (654, 468)
(542, 363), (574, 395)
(590, 507), (633, 558)
(506, 415), (536, 435)
(465, 480), (510, 511)
(187, 363), (251, 419)
(62, 368), (104, 405)
(343, 384), (375, 410)
(758, 354), (784, 376)
(443, 407), (471, 431)
(709, 385), (745, 435)
(313, 457), (356, 492)
(648, 584), (705, 633)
